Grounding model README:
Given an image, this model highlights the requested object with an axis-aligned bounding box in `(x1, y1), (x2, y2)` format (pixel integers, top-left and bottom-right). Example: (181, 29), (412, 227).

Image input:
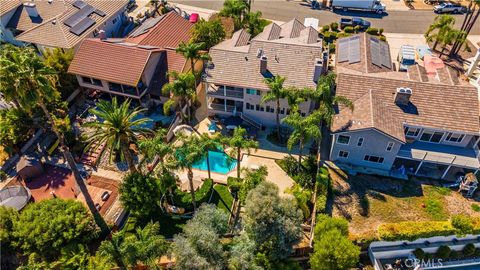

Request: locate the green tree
(451, 0), (480, 55)
(176, 41), (210, 79)
(238, 165), (267, 204)
(282, 111), (322, 167)
(424, 15), (456, 51)
(199, 133), (223, 179)
(223, 127), (259, 179)
(262, 75), (287, 141)
(98, 222), (168, 269)
(284, 87), (306, 113)
(84, 97), (152, 172)
(244, 11), (265, 36)
(243, 182), (303, 261)
(12, 199), (97, 259)
(138, 128), (172, 172)
(191, 19), (226, 49)
(228, 234), (261, 270)
(438, 28), (467, 58)
(171, 204), (228, 269)
(0, 108), (32, 154)
(220, 0), (248, 29)
(309, 229), (360, 270)
(119, 172), (162, 218)
(0, 206), (18, 248)
(162, 71), (196, 123)
(174, 135), (207, 211)
(43, 48), (78, 99)
(0, 46), (107, 233)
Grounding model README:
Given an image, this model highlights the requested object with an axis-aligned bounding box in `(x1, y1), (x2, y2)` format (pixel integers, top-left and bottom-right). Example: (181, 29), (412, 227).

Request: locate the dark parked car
(433, 2), (466, 13)
(340, 17), (371, 29)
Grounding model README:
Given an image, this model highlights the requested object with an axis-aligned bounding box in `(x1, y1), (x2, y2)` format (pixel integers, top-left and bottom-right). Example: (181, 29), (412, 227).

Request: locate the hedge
(174, 178), (213, 209)
(227, 177), (242, 193)
(378, 216), (480, 241)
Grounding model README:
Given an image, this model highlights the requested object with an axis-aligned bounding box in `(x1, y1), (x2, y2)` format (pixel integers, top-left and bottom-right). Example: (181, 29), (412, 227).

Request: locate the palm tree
(175, 41), (210, 80)
(284, 87), (306, 113)
(424, 15), (455, 51)
(282, 111), (323, 167)
(262, 75), (287, 141)
(84, 98), (152, 173)
(451, 0), (480, 55)
(97, 231), (128, 269)
(439, 29), (466, 58)
(138, 128), (172, 172)
(198, 133), (223, 179)
(0, 46), (109, 233)
(162, 71), (196, 124)
(244, 11), (264, 36)
(223, 127), (259, 179)
(219, 0), (248, 29)
(174, 135), (206, 212)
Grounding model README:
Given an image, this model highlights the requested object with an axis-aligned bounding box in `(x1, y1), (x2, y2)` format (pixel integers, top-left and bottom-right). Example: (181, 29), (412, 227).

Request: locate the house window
(420, 130), (444, 143)
(404, 127), (421, 138)
(301, 112), (306, 117)
(357, 138), (364, 147)
(338, 151), (349, 158)
(280, 108), (285, 114)
(81, 76), (91, 84)
(260, 106), (265, 112)
(246, 103), (253, 110)
(364, 155), (384, 164)
(109, 82), (122, 92)
(337, 135), (350, 145)
(445, 132), (465, 143)
(246, 89), (258, 95)
(286, 109), (291, 115)
(255, 104), (260, 111)
(92, 78), (103, 87)
(386, 142), (394, 151)
(266, 106), (271, 113)
(112, 18), (118, 24)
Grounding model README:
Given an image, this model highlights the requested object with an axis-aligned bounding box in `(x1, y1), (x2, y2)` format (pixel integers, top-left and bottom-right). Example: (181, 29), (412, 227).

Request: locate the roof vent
(52, 19), (57, 25)
(256, 49), (263, 58)
(394, 87), (412, 106)
(23, 2), (39, 18)
(313, 58), (324, 83)
(98, 30), (106, 40)
(260, 55), (268, 74)
(48, 0), (53, 4)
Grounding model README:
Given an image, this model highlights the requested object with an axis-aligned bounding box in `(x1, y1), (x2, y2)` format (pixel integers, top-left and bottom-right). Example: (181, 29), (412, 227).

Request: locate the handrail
(238, 112), (262, 130)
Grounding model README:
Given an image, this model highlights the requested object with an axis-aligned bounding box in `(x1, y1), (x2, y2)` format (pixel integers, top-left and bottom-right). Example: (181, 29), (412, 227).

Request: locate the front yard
(328, 167), (480, 242)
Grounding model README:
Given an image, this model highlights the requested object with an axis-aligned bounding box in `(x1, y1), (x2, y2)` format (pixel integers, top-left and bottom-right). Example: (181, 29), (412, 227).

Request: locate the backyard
(328, 166), (480, 242)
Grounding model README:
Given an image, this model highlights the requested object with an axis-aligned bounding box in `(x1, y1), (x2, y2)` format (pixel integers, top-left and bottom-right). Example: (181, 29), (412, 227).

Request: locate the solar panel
(63, 4), (95, 27)
(370, 38), (382, 68)
(72, 0), (87, 9)
(380, 43), (392, 69)
(337, 39), (349, 63)
(348, 36), (360, 64)
(69, 17), (96, 36)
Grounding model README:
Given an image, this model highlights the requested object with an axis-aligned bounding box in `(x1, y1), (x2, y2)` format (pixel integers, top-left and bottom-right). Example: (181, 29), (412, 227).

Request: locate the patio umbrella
(208, 122), (219, 132)
(173, 124), (194, 136)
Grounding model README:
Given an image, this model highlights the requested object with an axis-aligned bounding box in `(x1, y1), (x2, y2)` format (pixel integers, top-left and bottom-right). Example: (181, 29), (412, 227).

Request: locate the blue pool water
(192, 151), (237, 174)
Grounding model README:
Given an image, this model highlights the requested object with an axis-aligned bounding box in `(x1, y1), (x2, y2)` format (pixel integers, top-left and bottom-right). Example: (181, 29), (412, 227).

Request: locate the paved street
(172, 0), (480, 34)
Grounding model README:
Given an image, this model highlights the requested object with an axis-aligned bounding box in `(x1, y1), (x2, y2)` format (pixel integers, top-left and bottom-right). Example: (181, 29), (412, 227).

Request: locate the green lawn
(210, 184), (234, 214)
(123, 213), (187, 239)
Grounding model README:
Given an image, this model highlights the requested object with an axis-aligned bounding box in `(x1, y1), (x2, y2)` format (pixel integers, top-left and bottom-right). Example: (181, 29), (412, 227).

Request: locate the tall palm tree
(451, 0), (480, 55)
(262, 75), (287, 141)
(0, 46), (109, 233)
(84, 98), (152, 173)
(198, 133), (223, 179)
(219, 0), (248, 29)
(162, 71), (196, 124)
(282, 111), (323, 167)
(175, 41), (210, 80)
(174, 135), (206, 212)
(424, 15), (455, 51)
(138, 128), (172, 172)
(439, 29), (466, 58)
(284, 87), (306, 113)
(244, 11), (264, 36)
(223, 127), (259, 179)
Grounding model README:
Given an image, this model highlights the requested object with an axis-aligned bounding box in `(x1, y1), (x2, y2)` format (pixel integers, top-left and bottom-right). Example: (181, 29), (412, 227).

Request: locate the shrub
(379, 36), (387, 42)
(337, 32), (352, 38)
(0, 170), (7, 181)
(378, 221), (456, 241)
(463, 243), (476, 257)
(174, 179), (213, 208)
(449, 250), (459, 259)
(344, 26), (354, 33)
(321, 25), (330, 33)
(330, 22), (339, 31)
(293, 171), (314, 189)
(119, 172), (162, 218)
(475, 248), (480, 257)
(436, 245), (451, 259)
(472, 204), (480, 212)
(452, 214), (474, 235)
(354, 25), (361, 33)
(329, 43), (336, 53)
(366, 27), (379, 35)
(316, 194), (327, 214)
(277, 156), (299, 176)
(379, 28), (384, 35)
(227, 177), (242, 193)
(413, 248), (425, 260)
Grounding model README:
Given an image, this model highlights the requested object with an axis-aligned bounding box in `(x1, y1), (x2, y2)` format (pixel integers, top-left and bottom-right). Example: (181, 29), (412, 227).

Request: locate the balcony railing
(209, 103), (236, 112)
(208, 88), (244, 99)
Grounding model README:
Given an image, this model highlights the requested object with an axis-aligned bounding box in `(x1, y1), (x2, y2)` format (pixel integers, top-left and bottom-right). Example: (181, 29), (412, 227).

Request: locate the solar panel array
(337, 36), (360, 64)
(64, 0), (106, 36)
(370, 37), (391, 69)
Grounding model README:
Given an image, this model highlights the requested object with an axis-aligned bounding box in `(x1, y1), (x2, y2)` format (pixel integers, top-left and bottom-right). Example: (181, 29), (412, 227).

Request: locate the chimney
(260, 55), (268, 74)
(313, 58), (323, 82)
(98, 30), (107, 40)
(23, 2), (39, 18)
(394, 87), (412, 105)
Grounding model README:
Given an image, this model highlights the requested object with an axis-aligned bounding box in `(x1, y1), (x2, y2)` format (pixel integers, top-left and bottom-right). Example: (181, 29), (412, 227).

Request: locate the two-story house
(204, 18), (327, 127)
(68, 11), (193, 106)
(0, 0), (128, 52)
(330, 33), (480, 181)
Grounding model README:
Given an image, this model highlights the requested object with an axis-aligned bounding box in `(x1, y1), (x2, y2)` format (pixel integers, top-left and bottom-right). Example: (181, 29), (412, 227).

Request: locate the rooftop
(13, 0), (128, 49)
(205, 18), (323, 90)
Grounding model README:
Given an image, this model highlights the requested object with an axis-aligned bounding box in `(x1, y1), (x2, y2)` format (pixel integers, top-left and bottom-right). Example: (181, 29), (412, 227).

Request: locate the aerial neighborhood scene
(2, 0), (480, 269)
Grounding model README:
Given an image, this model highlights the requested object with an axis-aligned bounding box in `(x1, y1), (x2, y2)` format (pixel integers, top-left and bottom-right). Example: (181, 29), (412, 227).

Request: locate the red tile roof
(68, 39), (163, 86)
(126, 11), (193, 48)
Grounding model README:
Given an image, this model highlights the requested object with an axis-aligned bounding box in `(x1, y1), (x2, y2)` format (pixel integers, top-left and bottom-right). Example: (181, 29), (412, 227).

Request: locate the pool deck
(176, 149), (296, 196)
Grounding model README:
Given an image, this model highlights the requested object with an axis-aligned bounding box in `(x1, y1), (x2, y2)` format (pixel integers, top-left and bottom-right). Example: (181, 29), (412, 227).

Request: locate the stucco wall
(330, 129), (402, 171)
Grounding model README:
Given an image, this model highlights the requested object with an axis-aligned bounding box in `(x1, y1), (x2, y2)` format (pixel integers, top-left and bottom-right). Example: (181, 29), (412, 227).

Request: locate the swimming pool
(192, 151), (237, 174)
